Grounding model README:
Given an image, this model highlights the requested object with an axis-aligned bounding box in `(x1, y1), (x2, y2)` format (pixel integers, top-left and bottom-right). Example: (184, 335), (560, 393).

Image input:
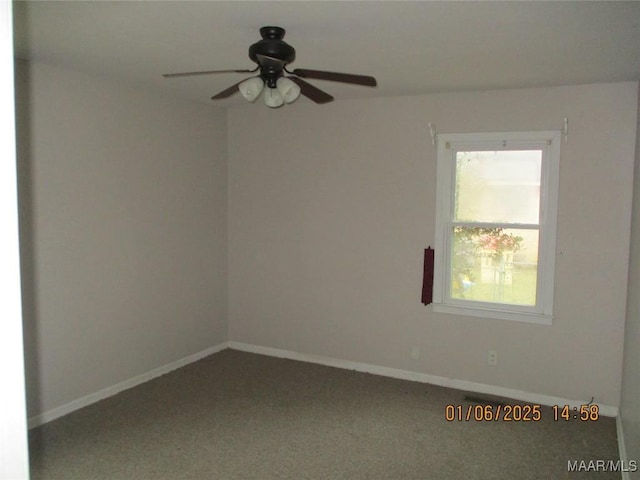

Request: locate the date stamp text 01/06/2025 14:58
(444, 404), (600, 422)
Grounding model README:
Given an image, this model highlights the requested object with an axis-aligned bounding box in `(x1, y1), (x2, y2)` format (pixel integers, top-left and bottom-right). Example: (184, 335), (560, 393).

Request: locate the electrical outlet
(410, 346), (420, 360)
(488, 350), (498, 366)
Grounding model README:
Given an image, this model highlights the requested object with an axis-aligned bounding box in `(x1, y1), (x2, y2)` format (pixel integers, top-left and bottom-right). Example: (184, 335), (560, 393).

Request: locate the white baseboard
(227, 341), (619, 417)
(29, 339), (620, 431)
(28, 342), (228, 429)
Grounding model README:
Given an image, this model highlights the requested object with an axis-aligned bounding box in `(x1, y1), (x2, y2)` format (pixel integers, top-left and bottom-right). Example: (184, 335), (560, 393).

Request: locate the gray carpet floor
(28, 349), (621, 479)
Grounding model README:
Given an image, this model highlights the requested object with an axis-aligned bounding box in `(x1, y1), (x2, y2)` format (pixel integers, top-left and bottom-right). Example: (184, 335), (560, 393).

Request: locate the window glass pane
(454, 150), (542, 224)
(451, 227), (539, 306)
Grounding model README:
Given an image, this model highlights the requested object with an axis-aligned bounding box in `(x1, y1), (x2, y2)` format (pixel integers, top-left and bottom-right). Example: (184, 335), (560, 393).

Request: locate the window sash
(452, 149), (543, 225)
(442, 224), (542, 315)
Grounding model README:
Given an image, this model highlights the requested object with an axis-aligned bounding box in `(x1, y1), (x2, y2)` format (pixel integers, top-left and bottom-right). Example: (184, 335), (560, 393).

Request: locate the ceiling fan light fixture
(276, 77), (301, 103)
(264, 87), (284, 108)
(238, 77), (264, 102)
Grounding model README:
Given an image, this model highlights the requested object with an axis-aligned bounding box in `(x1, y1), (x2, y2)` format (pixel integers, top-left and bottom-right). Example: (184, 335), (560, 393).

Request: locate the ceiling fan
(162, 26), (377, 107)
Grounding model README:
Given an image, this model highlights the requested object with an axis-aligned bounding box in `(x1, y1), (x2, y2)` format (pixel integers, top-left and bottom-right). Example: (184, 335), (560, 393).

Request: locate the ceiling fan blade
(163, 68), (255, 78)
(288, 77), (334, 104)
(211, 80), (245, 100)
(292, 69), (377, 87)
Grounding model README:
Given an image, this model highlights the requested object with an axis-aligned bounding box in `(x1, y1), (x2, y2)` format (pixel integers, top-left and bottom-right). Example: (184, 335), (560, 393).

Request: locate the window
(433, 131), (561, 324)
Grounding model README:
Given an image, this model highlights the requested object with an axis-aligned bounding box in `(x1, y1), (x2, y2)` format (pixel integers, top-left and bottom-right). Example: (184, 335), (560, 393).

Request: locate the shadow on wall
(14, 60), (41, 420)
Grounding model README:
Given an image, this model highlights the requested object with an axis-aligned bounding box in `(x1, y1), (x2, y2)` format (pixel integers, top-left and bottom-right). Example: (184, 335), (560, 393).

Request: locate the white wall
(15, 61), (228, 418)
(620, 84), (640, 467)
(228, 82), (638, 407)
(0, 1), (29, 477)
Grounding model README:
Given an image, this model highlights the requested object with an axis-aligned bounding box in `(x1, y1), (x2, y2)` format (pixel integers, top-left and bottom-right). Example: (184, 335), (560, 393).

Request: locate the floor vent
(463, 395), (506, 407)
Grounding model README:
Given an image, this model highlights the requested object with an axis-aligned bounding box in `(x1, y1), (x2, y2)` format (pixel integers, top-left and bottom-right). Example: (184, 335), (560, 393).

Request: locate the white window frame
(433, 131), (561, 325)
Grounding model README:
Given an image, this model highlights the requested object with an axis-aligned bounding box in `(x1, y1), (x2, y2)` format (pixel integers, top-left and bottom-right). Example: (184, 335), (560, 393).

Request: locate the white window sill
(432, 303), (552, 325)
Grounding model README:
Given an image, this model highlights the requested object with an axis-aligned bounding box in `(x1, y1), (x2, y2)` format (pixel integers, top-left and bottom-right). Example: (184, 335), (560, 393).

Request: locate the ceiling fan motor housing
(249, 27), (296, 86)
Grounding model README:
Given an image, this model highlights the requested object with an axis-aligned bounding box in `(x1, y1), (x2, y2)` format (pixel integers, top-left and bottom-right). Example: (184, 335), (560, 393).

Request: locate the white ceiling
(12, 1), (640, 107)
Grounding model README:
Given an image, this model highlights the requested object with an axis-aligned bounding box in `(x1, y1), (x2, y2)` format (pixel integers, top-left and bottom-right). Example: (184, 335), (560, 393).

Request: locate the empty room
(2, 1), (639, 479)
